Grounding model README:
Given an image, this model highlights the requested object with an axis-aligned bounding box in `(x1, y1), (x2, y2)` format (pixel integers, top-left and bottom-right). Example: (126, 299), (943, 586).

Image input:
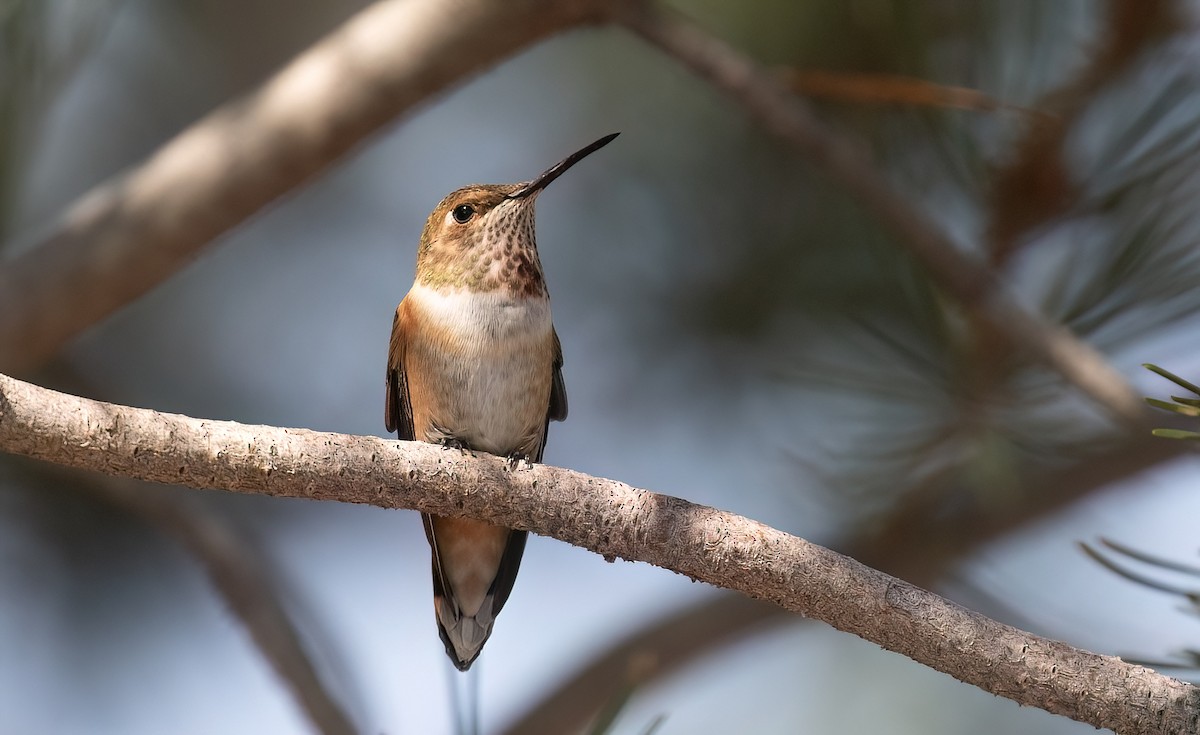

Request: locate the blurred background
(3, 0), (1200, 732)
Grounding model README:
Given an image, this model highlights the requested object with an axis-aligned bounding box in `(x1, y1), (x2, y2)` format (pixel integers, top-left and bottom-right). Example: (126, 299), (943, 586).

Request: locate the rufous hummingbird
(385, 133), (618, 670)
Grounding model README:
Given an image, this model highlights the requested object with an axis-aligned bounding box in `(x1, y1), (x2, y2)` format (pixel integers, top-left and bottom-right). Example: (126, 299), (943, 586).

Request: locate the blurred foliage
(640, 0), (1200, 531)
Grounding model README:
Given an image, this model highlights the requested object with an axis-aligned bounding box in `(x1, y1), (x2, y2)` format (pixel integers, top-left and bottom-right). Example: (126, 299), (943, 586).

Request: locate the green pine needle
(1150, 428), (1200, 440)
(1144, 365), (1200, 438)
(1144, 363), (1200, 396)
(1145, 397), (1200, 416)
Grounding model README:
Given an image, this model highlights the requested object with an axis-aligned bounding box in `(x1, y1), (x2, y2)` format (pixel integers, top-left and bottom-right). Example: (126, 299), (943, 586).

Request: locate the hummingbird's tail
(435, 595), (494, 671)
(423, 513), (528, 671)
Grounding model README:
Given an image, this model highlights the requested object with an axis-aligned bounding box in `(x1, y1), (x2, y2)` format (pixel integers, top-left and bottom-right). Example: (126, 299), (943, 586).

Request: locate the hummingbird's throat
(468, 204), (546, 296)
(416, 197), (548, 295)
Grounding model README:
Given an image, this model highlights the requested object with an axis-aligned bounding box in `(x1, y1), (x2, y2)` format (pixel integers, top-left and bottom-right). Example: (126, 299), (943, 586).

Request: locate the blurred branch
(969, 0), (1182, 402)
(17, 358), (359, 735)
(0, 0), (612, 375)
(106, 485), (353, 733)
(850, 430), (1188, 582)
(501, 594), (783, 735)
(1, 373), (1198, 734)
(72, 474), (358, 735)
(619, 1), (1147, 426)
(988, 0), (1179, 263)
(780, 70), (1041, 115)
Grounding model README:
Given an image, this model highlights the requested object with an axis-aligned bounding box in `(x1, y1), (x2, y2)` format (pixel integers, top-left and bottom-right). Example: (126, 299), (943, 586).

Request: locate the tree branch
(0, 372), (1196, 734)
(0, 0), (611, 375)
(619, 1), (1147, 426)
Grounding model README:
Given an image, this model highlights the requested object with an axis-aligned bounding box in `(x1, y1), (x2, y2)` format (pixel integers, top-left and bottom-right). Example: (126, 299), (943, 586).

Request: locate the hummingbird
(385, 133), (618, 670)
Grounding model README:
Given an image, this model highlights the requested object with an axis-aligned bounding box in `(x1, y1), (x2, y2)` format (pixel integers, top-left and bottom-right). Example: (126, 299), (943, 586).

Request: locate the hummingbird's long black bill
(508, 132), (619, 199)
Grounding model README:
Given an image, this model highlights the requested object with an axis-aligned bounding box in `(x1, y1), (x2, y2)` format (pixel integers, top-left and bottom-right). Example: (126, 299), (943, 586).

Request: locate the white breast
(409, 283), (551, 342)
(406, 283), (554, 456)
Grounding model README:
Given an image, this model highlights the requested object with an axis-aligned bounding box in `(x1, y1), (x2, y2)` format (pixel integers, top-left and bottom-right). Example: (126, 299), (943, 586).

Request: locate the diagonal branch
(619, 2), (1147, 426)
(500, 593), (785, 735)
(0, 0), (612, 376)
(87, 476), (357, 735)
(17, 364), (359, 735)
(0, 372), (1196, 734)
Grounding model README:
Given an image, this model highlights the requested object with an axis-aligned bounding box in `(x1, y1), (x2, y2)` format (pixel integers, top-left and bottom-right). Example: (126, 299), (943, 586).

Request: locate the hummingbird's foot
(505, 452), (533, 471)
(438, 437), (469, 455)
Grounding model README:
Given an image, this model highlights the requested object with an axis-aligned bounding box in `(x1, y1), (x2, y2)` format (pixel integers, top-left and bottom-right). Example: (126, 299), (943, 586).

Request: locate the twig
(781, 70), (1043, 116)
(988, 0), (1179, 264)
(0, 372), (1197, 734)
(0, 0), (610, 375)
(618, 2), (1147, 426)
(1100, 537), (1200, 579)
(1080, 541), (1196, 597)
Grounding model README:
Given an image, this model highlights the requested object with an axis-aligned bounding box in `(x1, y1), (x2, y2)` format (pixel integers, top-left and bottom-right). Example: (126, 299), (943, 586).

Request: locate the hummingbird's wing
(547, 329), (567, 427)
(385, 305), (413, 440)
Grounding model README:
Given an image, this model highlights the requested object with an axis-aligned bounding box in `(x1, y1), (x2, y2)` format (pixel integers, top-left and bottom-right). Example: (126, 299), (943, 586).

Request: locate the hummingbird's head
(414, 183), (541, 295)
(413, 133), (619, 296)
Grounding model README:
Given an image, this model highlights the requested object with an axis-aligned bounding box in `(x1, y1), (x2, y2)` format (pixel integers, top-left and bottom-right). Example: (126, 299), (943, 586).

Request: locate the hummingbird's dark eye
(451, 204), (476, 224)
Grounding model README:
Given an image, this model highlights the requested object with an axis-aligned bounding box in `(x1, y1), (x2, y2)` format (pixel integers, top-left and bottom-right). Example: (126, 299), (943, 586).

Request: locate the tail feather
(435, 598), (494, 671)
(426, 513), (528, 671)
